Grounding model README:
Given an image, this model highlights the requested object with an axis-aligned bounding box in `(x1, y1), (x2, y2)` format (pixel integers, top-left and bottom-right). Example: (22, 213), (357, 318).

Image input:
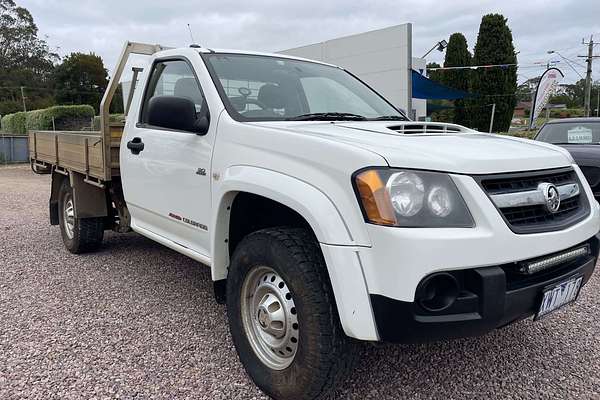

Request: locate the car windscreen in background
(537, 122), (600, 144)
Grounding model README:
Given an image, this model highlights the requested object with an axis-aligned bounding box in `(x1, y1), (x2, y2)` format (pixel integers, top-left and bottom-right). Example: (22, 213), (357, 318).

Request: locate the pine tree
(470, 14), (518, 132)
(426, 62), (442, 83)
(442, 33), (472, 127)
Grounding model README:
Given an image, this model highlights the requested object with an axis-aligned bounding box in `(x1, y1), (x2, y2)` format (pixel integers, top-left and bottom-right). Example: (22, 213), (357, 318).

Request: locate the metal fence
(0, 135), (29, 164)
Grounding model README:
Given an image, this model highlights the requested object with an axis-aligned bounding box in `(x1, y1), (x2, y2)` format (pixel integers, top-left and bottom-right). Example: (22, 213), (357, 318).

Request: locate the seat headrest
(257, 84), (285, 109)
(174, 78), (203, 104)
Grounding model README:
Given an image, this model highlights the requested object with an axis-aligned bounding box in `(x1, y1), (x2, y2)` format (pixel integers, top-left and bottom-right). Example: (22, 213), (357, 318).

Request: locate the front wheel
(58, 179), (104, 254)
(226, 227), (357, 400)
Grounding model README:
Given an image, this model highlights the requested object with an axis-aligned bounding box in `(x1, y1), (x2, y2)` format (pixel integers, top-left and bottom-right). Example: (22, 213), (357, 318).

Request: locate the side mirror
(195, 112), (209, 135)
(147, 95), (210, 135)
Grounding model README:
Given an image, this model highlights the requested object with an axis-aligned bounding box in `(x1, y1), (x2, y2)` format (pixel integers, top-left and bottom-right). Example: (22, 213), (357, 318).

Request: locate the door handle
(127, 137), (144, 155)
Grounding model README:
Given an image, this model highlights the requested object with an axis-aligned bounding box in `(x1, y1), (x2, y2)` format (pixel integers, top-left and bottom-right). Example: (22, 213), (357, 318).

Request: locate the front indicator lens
(355, 170), (397, 225)
(354, 168), (474, 228)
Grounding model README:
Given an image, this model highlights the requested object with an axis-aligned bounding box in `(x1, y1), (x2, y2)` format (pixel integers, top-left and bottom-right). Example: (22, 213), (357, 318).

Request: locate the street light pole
(422, 40), (448, 59)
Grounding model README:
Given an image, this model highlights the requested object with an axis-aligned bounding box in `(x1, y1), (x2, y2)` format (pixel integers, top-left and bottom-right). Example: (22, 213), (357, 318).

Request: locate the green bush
(548, 108), (584, 119)
(498, 130), (537, 139)
(92, 114), (125, 130)
(25, 105), (95, 131)
(1, 112), (27, 135)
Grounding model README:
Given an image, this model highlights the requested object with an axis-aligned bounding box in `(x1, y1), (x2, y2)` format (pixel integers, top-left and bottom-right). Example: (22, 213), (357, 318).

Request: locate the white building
(280, 23), (426, 119)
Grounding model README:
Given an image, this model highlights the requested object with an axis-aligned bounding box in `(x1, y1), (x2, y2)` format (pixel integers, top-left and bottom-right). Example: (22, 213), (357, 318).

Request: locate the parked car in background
(535, 118), (600, 201)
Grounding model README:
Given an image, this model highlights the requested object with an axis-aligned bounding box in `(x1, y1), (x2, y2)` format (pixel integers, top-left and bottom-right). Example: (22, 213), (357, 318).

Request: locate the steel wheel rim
(63, 195), (75, 239)
(241, 266), (299, 370)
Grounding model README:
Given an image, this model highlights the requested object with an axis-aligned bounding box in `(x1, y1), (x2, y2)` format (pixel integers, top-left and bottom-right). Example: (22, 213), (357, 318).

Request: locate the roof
(194, 47), (339, 68)
(515, 101), (532, 109)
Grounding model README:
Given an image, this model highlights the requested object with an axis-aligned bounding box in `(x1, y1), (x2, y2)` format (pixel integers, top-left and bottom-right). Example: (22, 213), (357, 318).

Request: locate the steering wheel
(238, 87), (269, 110)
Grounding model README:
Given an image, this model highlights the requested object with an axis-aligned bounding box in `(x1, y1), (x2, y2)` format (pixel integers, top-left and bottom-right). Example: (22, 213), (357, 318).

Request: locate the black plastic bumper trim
(371, 241), (598, 343)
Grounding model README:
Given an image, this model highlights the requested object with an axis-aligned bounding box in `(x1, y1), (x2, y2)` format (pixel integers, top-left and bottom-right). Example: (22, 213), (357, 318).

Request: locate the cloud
(20, 0), (600, 83)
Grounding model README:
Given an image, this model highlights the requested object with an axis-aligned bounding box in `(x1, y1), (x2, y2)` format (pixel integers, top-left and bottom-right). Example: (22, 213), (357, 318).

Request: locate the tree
(425, 63), (453, 122)
(560, 79), (600, 109)
(469, 14), (518, 132)
(442, 33), (472, 126)
(426, 62), (442, 83)
(54, 52), (108, 113)
(0, 0), (57, 114)
(548, 94), (577, 108)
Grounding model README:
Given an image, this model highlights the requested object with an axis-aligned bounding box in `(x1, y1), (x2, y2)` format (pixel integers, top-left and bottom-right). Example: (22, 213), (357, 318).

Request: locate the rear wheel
(58, 180), (104, 253)
(226, 227), (357, 400)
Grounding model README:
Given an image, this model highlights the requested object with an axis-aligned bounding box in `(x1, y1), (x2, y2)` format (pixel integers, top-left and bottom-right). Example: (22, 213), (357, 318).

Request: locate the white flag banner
(529, 68), (564, 129)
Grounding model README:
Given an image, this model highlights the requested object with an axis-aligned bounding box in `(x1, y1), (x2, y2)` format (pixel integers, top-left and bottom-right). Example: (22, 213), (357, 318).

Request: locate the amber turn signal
(355, 170), (397, 225)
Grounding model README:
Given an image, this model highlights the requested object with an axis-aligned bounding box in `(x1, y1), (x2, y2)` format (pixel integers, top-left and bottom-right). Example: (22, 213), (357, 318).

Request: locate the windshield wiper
(287, 112), (367, 121)
(368, 115), (408, 121)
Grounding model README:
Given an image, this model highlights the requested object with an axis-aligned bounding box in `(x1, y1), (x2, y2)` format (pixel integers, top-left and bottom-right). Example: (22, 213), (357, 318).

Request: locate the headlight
(386, 172), (425, 217)
(354, 168), (474, 227)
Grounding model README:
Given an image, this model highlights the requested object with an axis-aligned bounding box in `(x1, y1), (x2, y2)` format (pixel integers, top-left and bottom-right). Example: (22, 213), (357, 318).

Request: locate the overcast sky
(20, 0), (600, 84)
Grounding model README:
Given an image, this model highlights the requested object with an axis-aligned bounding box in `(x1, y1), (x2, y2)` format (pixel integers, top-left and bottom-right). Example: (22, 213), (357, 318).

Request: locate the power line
(428, 63), (517, 71)
(0, 85), (104, 96)
(428, 63), (572, 72)
(550, 53), (585, 79)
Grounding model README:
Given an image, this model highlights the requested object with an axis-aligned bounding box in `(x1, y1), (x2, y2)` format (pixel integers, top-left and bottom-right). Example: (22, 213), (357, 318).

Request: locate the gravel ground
(1, 164), (599, 399)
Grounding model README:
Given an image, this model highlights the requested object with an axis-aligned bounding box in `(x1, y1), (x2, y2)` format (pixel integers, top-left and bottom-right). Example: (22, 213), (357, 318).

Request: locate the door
(121, 58), (213, 256)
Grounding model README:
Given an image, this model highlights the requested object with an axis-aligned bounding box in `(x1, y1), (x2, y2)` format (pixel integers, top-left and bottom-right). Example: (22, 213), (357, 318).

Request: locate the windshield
(536, 122), (600, 144)
(202, 53), (407, 121)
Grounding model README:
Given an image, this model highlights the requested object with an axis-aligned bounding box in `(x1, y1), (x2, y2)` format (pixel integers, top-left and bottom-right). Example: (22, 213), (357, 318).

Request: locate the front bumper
(358, 168), (600, 304)
(324, 165), (600, 342)
(370, 236), (599, 343)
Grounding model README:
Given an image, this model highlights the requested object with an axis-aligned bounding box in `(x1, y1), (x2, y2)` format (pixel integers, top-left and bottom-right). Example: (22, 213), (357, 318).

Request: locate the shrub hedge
(26, 105), (95, 131)
(92, 114), (125, 130)
(1, 112), (27, 135)
(1, 105), (95, 135)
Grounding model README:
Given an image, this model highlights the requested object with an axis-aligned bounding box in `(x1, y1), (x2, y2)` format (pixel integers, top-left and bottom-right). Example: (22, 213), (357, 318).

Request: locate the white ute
(30, 42), (600, 400)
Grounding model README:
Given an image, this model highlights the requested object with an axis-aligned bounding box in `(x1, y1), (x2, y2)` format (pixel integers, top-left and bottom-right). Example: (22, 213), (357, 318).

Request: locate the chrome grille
(478, 168), (590, 234)
(483, 170), (574, 194)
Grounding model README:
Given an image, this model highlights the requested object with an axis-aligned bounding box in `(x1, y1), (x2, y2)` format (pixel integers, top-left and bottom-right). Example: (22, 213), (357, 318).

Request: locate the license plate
(536, 276), (583, 319)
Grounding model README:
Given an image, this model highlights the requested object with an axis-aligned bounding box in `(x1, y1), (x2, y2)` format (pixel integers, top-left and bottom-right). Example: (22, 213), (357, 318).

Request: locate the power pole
(597, 84), (599, 117)
(20, 86), (27, 112)
(579, 36), (600, 117)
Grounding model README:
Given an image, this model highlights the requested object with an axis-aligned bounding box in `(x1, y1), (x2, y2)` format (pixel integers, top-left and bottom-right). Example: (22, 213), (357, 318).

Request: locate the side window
(141, 59), (205, 124)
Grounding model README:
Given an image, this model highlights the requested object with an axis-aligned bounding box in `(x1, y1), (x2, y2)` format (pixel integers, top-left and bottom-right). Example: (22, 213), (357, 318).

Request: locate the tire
(226, 227), (357, 400)
(58, 179), (104, 254)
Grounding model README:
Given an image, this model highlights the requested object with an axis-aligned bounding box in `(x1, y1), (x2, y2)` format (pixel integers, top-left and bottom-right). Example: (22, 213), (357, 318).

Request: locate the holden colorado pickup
(29, 42), (600, 400)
